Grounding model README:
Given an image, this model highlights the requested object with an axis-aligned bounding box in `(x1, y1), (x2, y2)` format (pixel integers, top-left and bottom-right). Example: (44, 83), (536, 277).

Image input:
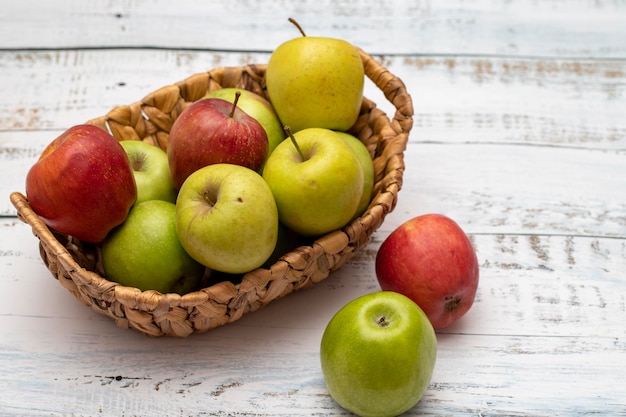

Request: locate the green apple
(262, 127), (364, 237)
(320, 291), (437, 417)
(176, 163), (279, 274)
(120, 140), (177, 204)
(334, 131), (375, 219)
(204, 87), (285, 158)
(101, 200), (205, 295)
(265, 19), (364, 133)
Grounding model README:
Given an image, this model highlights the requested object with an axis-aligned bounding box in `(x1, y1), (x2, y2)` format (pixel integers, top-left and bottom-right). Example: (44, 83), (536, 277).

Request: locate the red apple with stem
(167, 93), (269, 189)
(25, 124), (137, 243)
(375, 214), (479, 329)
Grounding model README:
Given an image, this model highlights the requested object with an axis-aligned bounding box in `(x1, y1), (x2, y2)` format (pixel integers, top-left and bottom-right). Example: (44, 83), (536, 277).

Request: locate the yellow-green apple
(320, 291), (437, 417)
(265, 19), (364, 133)
(167, 96), (268, 189)
(376, 214), (480, 329)
(262, 127), (364, 236)
(176, 163), (278, 274)
(204, 87), (285, 158)
(334, 131), (374, 219)
(120, 140), (177, 204)
(101, 200), (204, 295)
(25, 124), (136, 243)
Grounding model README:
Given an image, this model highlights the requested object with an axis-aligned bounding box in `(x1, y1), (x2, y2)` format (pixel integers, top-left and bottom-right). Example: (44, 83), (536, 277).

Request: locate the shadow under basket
(10, 49), (413, 337)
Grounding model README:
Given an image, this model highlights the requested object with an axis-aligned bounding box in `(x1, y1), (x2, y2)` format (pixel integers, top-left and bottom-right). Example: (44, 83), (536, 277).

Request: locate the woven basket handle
(359, 49), (414, 135)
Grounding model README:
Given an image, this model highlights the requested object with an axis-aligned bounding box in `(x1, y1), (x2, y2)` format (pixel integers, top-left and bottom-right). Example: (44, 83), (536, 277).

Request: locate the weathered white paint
(2, 0), (626, 58)
(1, 51), (625, 149)
(1, 218), (625, 416)
(1, 1), (625, 416)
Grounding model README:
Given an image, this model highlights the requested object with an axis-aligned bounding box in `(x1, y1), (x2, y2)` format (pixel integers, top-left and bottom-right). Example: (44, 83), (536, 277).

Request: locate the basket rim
(10, 49), (414, 336)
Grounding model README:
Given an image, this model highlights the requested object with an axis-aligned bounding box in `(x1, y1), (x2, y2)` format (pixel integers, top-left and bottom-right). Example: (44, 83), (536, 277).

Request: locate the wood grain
(1, 218), (624, 416)
(1, 1), (625, 415)
(1, 51), (625, 150)
(2, 0), (626, 58)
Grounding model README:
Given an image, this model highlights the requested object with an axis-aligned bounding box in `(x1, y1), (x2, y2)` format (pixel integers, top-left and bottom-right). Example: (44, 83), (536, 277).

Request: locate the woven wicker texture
(10, 49), (413, 337)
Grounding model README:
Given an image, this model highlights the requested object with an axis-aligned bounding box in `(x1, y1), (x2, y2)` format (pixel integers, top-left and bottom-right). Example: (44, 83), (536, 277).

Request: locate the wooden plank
(2, 0), (626, 58)
(5, 136), (625, 236)
(1, 50), (624, 150)
(407, 56), (626, 149)
(389, 143), (626, 238)
(0, 328), (622, 416)
(2, 218), (624, 337)
(0, 50), (273, 130)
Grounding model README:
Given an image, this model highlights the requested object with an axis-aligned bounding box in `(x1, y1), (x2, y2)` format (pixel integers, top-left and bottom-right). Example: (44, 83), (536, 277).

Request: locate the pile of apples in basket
(23, 18), (479, 417)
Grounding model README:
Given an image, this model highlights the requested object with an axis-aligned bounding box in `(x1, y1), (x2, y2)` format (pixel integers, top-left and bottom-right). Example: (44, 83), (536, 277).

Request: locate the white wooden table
(1, 1), (625, 416)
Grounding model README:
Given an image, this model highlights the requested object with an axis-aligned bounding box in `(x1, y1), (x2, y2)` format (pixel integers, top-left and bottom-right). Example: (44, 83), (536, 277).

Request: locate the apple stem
(204, 190), (217, 208)
(284, 126), (306, 161)
(288, 17), (307, 37)
(229, 91), (242, 118)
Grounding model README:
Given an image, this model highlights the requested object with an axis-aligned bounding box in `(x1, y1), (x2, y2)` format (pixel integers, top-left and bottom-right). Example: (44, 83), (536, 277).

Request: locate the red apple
(25, 124), (137, 243)
(167, 96), (269, 189)
(375, 214), (479, 329)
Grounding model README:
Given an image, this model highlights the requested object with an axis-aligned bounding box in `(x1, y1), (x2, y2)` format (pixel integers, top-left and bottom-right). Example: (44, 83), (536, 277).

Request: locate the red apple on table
(25, 124), (137, 243)
(375, 214), (479, 329)
(167, 95), (269, 189)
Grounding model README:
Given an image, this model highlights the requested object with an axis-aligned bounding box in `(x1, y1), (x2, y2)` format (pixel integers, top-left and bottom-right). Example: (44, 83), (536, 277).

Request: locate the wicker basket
(10, 49), (413, 337)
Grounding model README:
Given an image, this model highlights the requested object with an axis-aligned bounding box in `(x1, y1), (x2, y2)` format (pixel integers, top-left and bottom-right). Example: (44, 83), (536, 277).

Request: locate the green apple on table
(176, 163), (279, 274)
(265, 18), (364, 133)
(320, 291), (437, 417)
(120, 140), (177, 204)
(334, 131), (375, 219)
(262, 127), (364, 237)
(204, 87), (285, 159)
(101, 200), (205, 295)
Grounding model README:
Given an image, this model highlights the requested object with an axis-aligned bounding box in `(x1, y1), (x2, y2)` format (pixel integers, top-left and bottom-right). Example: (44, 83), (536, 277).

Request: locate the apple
(120, 140), (177, 204)
(262, 127), (364, 237)
(375, 214), (480, 329)
(265, 18), (364, 133)
(167, 96), (269, 189)
(334, 131), (374, 219)
(204, 87), (285, 159)
(176, 163), (279, 274)
(25, 124), (136, 243)
(320, 291), (437, 417)
(102, 200), (205, 295)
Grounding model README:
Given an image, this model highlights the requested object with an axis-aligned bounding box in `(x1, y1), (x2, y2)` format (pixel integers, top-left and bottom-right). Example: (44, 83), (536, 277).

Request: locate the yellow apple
(176, 163), (279, 274)
(334, 131), (374, 219)
(265, 19), (364, 133)
(262, 128), (364, 237)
